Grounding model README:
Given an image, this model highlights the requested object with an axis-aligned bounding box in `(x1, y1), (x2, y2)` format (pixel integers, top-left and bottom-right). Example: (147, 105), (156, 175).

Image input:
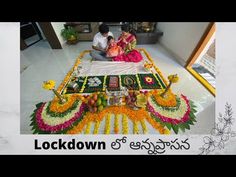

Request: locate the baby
(106, 36), (124, 58)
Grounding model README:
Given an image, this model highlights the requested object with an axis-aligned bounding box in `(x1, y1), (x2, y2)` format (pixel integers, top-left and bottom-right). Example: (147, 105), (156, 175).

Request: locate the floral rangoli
(30, 49), (197, 134)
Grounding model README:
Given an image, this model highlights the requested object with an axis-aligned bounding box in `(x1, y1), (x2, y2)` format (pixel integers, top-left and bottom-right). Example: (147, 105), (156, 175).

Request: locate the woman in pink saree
(112, 24), (143, 62)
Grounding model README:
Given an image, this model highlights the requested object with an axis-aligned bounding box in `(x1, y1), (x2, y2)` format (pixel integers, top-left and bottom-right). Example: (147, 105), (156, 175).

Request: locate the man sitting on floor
(90, 24), (113, 61)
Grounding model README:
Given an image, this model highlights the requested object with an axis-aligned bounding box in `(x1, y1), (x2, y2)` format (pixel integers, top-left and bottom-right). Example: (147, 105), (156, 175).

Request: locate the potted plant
(61, 26), (79, 44)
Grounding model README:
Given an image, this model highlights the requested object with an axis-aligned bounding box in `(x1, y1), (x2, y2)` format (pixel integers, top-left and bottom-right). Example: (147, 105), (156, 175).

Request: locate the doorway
(20, 22), (43, 49)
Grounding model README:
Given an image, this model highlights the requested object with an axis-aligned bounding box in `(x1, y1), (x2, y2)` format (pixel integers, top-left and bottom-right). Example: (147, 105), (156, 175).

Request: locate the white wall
(0, 23), (19, 113)
(157, 22), (209, 66)
(51, 22), (66, 47)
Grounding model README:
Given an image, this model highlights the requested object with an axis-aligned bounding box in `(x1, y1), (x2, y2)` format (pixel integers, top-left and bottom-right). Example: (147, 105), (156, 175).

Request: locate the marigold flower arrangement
(160, 74), (179, 98)
(114, 114), (120, 134)
(30, 81), (87, 134)
(144, 61), (153, 71)
(30, 99), (87, 134)
(140, 119), (148, 134)
(147, 93), (197, 134)
(42, 80), (66, 104)
(93, 121), (101, 134)
(153, 89), (177, 107)
(66, 104), (168, 135)
(85, 121), (92, 134)
(144, 62), (153, 69)
(145, 74), (179, 108)
(49, 94), (77, 113)
(122, 114), (129, 134)
(138, 48), (169, 86)
(104, 114), (111, 134)
(133, 121), (139, 134)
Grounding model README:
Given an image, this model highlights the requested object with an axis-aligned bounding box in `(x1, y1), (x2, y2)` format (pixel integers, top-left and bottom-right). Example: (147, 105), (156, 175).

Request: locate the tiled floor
(20, 39), (215, 134)
(192, 53), (216, 88)
(24, 34), (41, 46)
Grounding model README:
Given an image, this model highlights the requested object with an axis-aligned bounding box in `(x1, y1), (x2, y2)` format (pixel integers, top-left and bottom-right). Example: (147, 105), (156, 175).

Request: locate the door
(20, 22), (43, 50)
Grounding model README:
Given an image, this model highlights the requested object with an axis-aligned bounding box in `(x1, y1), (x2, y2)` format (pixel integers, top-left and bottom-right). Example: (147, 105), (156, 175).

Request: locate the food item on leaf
(93, 106), (98, 113)
(93, 94), (98, 101)
(136, 94), (147, 108)
(98, 105), (104, 112)
(102, 100), (107, 107)
(89, 99), (95, 106)
(87, 93), (108, 113)
(109, 76), (119, 88)
(96, 98), (102, 106)
(125, 91), (147, 109)
(125, 91), (137, 107)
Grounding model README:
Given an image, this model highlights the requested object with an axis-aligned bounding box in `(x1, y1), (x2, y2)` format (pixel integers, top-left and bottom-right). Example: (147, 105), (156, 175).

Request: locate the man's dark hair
(99, 24), (109, 34)
(107, 35), (113, 42)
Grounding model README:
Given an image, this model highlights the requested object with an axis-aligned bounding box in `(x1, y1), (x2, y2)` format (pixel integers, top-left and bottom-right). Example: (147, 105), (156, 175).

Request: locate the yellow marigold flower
(93, 121), (101, 134)
(114, 114), (119, 134)
(144, 62), (153, 69)
(133, 121), (139, 134)
(104, 114), (111, 134)
(85, 121), (92, 134)
(42, 80), (55, 90)
(140, 119), (148, 134)
(168, 74), (179, 83)
(122, 114), (129, 134)
(163, 129), (171, 135)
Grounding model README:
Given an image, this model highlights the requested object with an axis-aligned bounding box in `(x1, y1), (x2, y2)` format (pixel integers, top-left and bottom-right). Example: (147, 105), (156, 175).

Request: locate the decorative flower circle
(147, 94), (191, 125)
(144, 76), (154, 85)
(31, 100), (86, 133)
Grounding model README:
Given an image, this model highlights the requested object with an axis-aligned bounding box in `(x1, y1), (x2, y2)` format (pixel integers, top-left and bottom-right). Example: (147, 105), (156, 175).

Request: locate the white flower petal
(223, 126), (231, 134)
(221, 134), (229, 141)
(203, 136), (211, 144)
(208, 145), (215, 152)
(203, 143), (210, 149)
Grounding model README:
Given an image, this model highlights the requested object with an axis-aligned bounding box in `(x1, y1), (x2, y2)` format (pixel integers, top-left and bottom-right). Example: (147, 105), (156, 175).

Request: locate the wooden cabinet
(128, 22), (164, 44)
(136, 30), (163, 44)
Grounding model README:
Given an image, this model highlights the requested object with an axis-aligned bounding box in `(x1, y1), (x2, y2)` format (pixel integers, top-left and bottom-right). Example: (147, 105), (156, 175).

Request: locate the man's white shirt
(92, 32), (113, 50)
